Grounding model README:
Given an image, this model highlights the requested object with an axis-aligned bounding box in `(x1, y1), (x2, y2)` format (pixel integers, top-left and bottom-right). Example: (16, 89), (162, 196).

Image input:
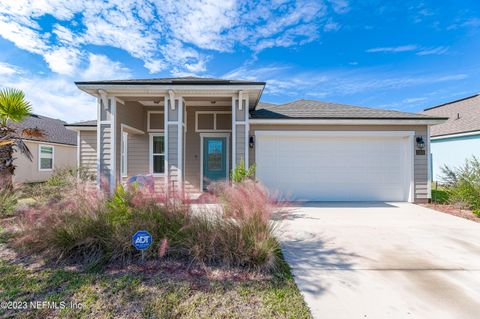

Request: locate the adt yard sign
(132, 230), (152, 250)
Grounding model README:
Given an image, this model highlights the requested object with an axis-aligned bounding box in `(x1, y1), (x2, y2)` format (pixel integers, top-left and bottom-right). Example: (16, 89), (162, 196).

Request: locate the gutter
(249, 118), (448, 126)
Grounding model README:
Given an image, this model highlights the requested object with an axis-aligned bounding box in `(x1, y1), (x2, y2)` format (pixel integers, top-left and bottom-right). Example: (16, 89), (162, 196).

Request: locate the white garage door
(256, 131), (414, 202)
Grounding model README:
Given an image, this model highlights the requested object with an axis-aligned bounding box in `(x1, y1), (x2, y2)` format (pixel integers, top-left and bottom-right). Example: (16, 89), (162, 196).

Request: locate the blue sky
(0, 0), (479, 122)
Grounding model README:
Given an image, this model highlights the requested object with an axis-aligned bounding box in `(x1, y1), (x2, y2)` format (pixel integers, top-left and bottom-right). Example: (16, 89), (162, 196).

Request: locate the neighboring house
(422, 94), (480, 182)
(68, 77), (446, 203)
(11, 114), (77, 183)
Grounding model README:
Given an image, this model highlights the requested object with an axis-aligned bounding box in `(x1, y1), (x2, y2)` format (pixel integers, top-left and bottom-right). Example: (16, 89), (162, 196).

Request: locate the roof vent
(456, 113), (460, 120)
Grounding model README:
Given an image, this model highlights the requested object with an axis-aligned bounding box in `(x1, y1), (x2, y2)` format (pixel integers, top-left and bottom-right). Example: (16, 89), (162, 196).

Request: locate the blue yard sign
(132, 230), (152, 251)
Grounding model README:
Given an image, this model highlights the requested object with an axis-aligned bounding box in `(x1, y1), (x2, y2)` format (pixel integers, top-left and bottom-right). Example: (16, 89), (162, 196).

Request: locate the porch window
(195, 111), (232, 132)
(121, 132), (128, 177)
(149, 133), (165, 175)
(39, 145), (54, 171)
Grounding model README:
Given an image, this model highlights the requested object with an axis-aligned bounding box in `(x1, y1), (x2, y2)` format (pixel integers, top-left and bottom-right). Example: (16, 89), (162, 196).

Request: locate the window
(121, 132), (128, 176)
(195, 111), (232, 132)
(149, 134), (165, 175)
(39, 145), (54, 171)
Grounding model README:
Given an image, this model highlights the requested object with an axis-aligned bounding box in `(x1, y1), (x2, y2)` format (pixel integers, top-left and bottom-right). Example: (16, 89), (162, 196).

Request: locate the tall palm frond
(0, 127), (32, 161)
(0, 88), (32, 126)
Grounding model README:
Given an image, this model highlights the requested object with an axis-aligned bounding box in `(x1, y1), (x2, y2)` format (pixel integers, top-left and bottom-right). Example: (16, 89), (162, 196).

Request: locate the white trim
(427, 126), (432, 200)
(169, 90), (175, 110)
(38, 144), (54, 171)
(177, 97), (184, 189)
(147, 111), (164, 132)
(200, 132), (230, 192)
(77, 84), (265, 96)
(76, 132), (80, 175)
(149, 133), (166, 176)
(65, 126), (97, 132)
(20, 139), (76, 147)
(254, 130), (415, 138)
(96, 97), (101, 187)
(244, 96), (249, 168)
(120, 123), (144, 135)
(232, 97), (236, 168)
(407, 134), (415, 202)
(115, 97), (125, 105)
(163, 96), (169, 188)
(195, 111), (232, 132)
(431, 130), (480, 140)
(249, 119), (446, 125)
(110, 97), (117, 193)
(121, 131), (128, 177)
(238, 90), (243, 110)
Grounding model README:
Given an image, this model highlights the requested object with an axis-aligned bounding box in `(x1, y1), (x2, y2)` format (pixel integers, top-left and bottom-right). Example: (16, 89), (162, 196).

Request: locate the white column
(177, 96), (184, 192)
(109, 96), (117, 193)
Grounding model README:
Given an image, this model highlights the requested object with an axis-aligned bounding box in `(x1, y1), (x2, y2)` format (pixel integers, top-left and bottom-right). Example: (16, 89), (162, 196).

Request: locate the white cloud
(224, 64), (470, 99)
(0, 63), (18, 76)
(0, 73), (96, 123)
(366, 45), (418, 53)
(327, 0), (350, 14)
(81, 54), (131, 80)
(0, 0), (349, 76)
(324, 19), (341, 32)
(416, 46), (449, 56)
(43, 47), (82, 76)
(367, 44), (449, 56)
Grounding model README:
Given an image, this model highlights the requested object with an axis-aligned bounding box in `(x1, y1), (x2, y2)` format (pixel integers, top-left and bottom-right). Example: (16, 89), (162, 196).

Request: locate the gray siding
(249, 124), (429, 203)
(99, 124), (111, 180)
(235, 124), (246, 164)
(79, 131), (97, 177)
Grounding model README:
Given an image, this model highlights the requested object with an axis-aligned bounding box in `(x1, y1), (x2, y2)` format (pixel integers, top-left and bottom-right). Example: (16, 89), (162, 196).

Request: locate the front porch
(79, 81), (265, 195)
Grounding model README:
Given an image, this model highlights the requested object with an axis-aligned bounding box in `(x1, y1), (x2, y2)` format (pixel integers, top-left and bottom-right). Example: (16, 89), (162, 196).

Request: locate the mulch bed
(423, 204), (480, 223)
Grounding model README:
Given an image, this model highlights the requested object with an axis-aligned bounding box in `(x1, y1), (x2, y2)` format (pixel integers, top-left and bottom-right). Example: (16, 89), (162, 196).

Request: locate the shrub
(16, 179), (282, 272)
(440, 156), (480, 211)
(20, 167), (93, 203)
(230, 159), (256, 183)
(431, 189), (449, 204)
(0, 187), (18, 217)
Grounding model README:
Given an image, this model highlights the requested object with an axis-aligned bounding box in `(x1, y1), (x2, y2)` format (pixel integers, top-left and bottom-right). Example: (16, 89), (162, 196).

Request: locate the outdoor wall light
(249, 136), (255, 149)
(416, 136), (425, 150)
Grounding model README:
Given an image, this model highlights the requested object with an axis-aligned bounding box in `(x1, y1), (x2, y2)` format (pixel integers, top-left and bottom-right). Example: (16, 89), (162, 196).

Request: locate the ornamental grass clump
(16, 178), (284, 272)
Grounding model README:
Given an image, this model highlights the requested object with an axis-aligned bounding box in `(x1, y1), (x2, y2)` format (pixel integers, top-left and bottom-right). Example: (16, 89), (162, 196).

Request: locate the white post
(110, 97), (117, 194)
(177, 96), (183, 193)
(231, 96), (237, 168)
(244, 95), (249, 168)
(164, 95), (169, 193)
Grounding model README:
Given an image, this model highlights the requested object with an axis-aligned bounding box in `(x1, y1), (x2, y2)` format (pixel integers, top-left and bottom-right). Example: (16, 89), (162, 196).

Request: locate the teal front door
(203, 137), (227, 190)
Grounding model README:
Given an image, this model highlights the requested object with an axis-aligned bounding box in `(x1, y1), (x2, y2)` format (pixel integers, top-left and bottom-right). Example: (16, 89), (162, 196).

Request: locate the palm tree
(0, 88), (40, 189)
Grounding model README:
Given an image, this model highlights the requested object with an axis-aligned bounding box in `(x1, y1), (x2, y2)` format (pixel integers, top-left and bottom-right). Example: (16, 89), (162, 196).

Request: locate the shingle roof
(251, 99), (446, 120)
(422, 94), (480, 137)
(75, 76), (265, 86)
(11, 114), (77, 145)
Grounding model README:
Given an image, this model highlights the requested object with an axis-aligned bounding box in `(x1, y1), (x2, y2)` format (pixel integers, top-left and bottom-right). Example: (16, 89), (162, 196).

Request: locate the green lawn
(0, 225), (311, 319)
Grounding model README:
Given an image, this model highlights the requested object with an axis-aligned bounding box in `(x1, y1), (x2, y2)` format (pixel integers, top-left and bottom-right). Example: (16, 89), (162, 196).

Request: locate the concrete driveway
(278, 202), (480, 319)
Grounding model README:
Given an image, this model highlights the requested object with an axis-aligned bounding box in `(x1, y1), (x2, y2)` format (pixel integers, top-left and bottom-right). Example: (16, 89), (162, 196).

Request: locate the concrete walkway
(278, 202), (480, 319)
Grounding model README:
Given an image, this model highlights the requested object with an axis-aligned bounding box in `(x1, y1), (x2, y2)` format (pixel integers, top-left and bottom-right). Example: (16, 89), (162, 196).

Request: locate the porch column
(96, 92), (117, 193)
(164, 91), (184, 194)
(232, 92), (249, 169)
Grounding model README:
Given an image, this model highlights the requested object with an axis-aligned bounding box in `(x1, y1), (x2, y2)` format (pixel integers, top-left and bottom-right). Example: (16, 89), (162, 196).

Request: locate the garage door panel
(256, 133), (412, 202)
